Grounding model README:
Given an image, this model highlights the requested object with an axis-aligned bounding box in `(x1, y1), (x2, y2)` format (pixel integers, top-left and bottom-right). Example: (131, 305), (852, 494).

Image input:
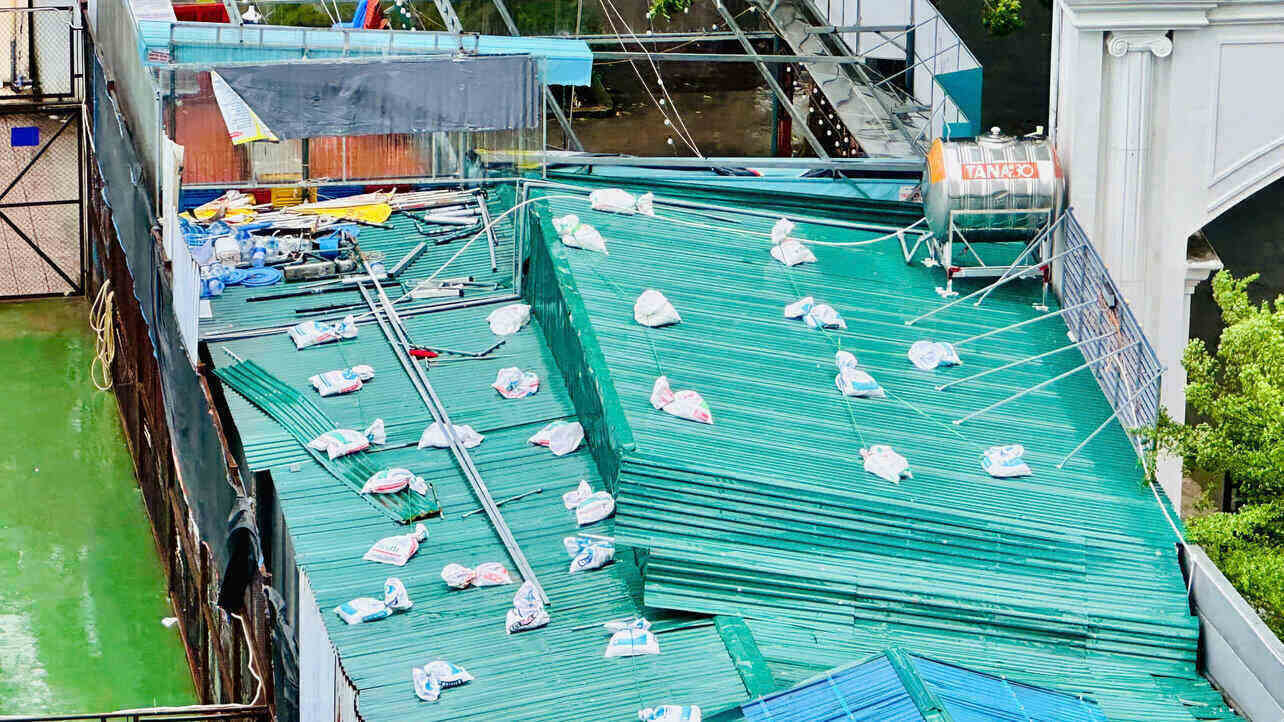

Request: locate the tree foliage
(1154, 270), (1284, 505)
(1187, 501), (1284, 637)
(980, 0), (1024, 36)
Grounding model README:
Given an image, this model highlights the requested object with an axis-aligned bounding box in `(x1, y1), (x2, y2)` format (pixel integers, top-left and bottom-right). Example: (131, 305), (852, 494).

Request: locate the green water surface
(0, 299), (196, 714)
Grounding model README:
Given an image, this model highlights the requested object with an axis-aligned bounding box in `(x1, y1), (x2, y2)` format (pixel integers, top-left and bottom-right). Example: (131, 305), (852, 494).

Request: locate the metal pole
(1057, 367), (1164, 468)
(935, 330), (1117, 391)
(974, 211), (1068, 305)
(713, 1), (830, 159)
(954, 341), (1140, 425)
(905, 242), (1087, 326)
(357, 271), (548, 604)
(952, 299), (1094, 347)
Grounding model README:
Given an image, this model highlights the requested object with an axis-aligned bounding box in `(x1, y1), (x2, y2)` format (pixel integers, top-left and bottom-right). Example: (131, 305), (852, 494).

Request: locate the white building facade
(1050, 0), (1284, 507)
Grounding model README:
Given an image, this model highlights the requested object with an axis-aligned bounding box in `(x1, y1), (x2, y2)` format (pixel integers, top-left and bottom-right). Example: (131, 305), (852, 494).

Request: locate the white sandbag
(413, 667), (442, 702)
(360, 468), (427, 495)
(770, 239), (816, 267)
(564, 533), (614, 557)
(492, 367), (540, 399)
(335, 597), (392, 625)
(908, 340), (961, 370)
(289, 314), (358, 350)
(440, 563), (477, 589)
(635, 192), (656, 217)
(474, 562), (515, 586)
(634, 289), (681, 327)
(417, 422), (483, 450)
(640, 706), (702, 722)
(364, 523), (428, 566)
(981, 445), (1033, 478)
(528, 420), (584, 456)
(861, 445), (911, 483)
(487, 303), (531, 335)
(310, 365), (375, 396)
(590, 188), (655, 216)
(569, 542), (615, 573)
(424, 661), (472, 689)
(785, 297), (846, 329)
(835, 351), (885, 398)
(384, 577), (413, 611)
(505, 606), (550, 634)
(605, 628), (660, 658)
(649, 376), (713, 424)
(214, 236), (241, 265)
(512, 580), (542, 616)
(553, 214), (608, 254)
(335, 576), (411, 624)
(562, 480), (593, 510)
(770, 218), (794, 244)
(576, 491), (616, 526)
(308, 419), (385, 460)
(413, 661), (473, 702)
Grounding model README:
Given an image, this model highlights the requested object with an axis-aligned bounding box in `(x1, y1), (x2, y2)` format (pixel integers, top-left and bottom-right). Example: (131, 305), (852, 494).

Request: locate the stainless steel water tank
(922, 129), (1063, 242)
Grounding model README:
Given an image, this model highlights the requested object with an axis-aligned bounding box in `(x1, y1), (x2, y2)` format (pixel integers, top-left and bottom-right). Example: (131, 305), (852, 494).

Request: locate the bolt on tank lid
(978, 126), (1014, 145)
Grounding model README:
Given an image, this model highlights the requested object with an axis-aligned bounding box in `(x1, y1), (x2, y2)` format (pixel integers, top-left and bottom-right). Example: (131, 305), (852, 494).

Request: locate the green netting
(215, 359), (440, 522)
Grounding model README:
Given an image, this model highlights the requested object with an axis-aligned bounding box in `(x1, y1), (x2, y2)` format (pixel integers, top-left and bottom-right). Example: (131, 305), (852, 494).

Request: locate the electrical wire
(595, 0), (702, 156)
(90, 280), (115, 392)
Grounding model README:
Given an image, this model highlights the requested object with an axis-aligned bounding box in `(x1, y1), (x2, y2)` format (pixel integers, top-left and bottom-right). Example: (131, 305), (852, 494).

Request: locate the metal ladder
(753, 0), (925, 156)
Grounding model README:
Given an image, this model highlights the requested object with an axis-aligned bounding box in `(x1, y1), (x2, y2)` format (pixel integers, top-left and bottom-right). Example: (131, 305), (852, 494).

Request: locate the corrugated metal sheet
(521, 181), (1239, 720)
(210, 304), (749, 720)
(742, 648), (1108, 722)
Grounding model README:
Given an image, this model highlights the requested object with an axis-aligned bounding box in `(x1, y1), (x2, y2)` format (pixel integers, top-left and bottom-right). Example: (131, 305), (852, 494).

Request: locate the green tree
(1186, 501), (1284, 637)
(1154, 270), (1284, 504)
(980, 0), (1024, 36)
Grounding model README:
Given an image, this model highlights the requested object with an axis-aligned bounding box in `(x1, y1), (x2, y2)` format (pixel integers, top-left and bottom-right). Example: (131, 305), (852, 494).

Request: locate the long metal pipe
(356, 271), (547, 603)
(935, 331), (1117, 392)
(954, 341), (1140, 425)
(1057, 367), (1165, 468)
(952, 300), (1095, 347)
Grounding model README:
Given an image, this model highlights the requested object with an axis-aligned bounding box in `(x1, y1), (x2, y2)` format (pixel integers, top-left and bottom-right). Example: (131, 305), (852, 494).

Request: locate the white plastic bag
(360, 468), (427, 495)
(835, 351), (885, 398)
(569, 542), (615, 573)
(417, 422), (483, 450)
(575, 491), (616, 526)
(981, 444), (1032, 478)
(785, 297), (846, 329)
(908, 340), (962, 370)
(605, 617), (651, 634)
(384, 577), (413, 611)
(649, 377), (713, 424)
(364, 524), (428, 566)
(506, 580), (549, 634)
(440, 563), (477, 589)
(564, 533), (614, 557)
(487, 303), (531, 336)
(289, 314), (358, 349)
(605, 628), (660, 658)
(861, 445), (911, 483)
(639, 706), (702, 722)
(770, 239), (816, 267)
(771, 218), (794, 244)
(553, 214), (608, 254)
(308, 419), (385, 460)
(310, 365), (375, 396)
(634, 289), (681, 327)
(528, 421), (584, 456)
(413, 661), (473, 702)
(562, 480), (593, 510)
(492, 367), (539, 399)
(589, 188), (655, 216)
(474, 562), (514, 586)
(335, 597), (392, 625)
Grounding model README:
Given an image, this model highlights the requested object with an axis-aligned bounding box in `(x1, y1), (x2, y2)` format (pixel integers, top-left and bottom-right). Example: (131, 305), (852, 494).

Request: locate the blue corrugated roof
(742, 649), (1108, 722)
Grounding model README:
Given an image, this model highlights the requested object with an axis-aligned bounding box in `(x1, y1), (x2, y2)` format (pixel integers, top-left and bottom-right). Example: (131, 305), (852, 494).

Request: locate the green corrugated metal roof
(520, 181), (1238, 721)
(210, 298), (751, 719)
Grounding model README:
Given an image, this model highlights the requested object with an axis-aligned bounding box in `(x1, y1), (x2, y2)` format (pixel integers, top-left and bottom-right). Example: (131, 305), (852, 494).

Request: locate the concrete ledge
(1181, 543), (1284, 721)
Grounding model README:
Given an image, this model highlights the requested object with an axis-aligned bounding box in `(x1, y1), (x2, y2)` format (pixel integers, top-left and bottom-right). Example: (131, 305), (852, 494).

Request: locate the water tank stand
(929, 207), (1055, 298)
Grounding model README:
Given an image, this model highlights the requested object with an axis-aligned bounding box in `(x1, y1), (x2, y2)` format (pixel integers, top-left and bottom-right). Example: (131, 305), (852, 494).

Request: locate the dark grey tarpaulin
(215, 54), (540, 139)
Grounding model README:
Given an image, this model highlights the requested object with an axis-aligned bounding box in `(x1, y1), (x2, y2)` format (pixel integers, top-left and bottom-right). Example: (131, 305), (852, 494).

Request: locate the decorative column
(1104, 30), (1172, 313)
